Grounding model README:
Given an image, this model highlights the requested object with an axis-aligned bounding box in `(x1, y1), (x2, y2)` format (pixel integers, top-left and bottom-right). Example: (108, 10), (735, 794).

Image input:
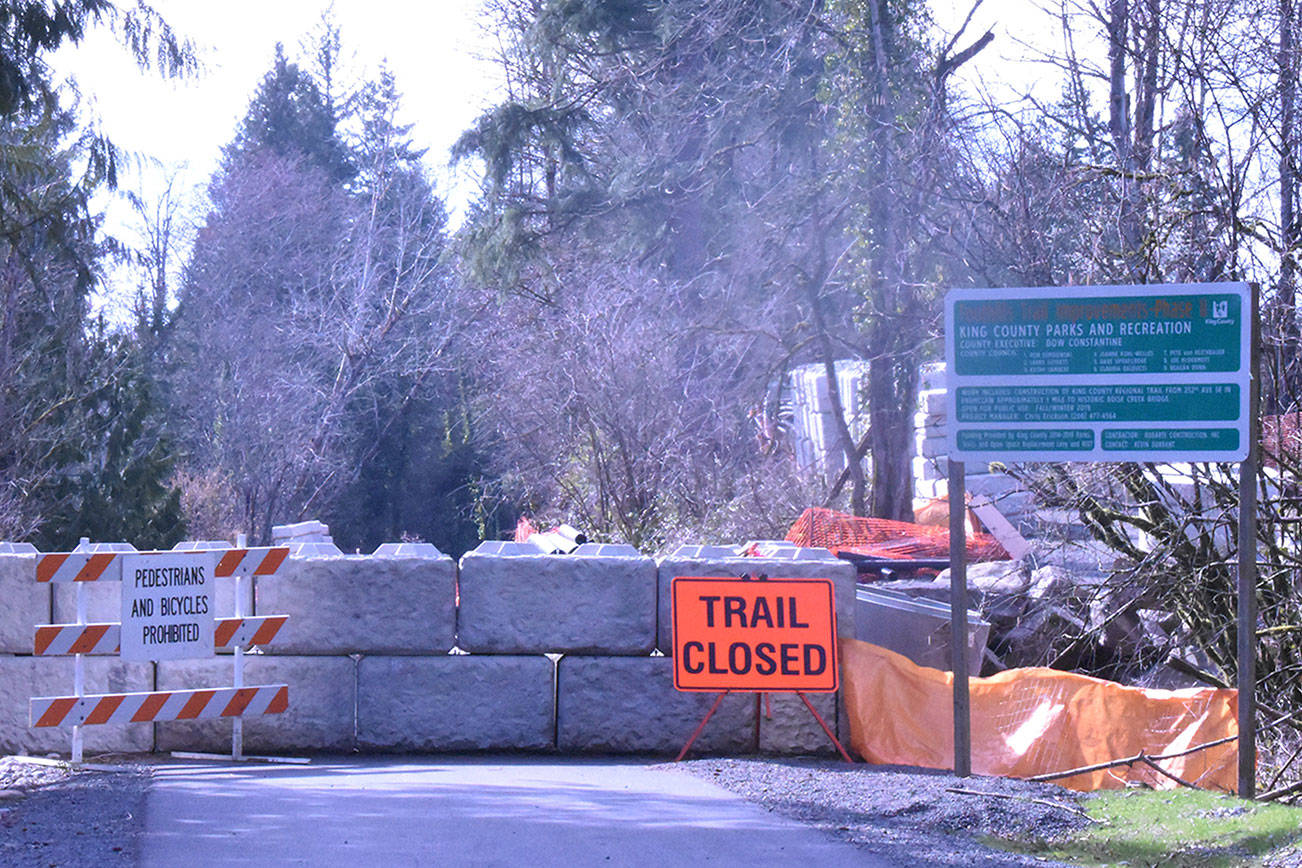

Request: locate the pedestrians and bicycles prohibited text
(120, 552), (217, 661)
(671, 577), (838, 693)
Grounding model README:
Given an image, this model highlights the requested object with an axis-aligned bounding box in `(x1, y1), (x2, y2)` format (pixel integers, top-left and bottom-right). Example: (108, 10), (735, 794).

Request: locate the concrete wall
(357, 655), (554, 752)
(2, 542), (856, 759)
(256, 555), (457, 655)
(0, 656), (154, 754)
(0, 554), (47, 654)
(156, 655), (357, 753)
(557, 656), (756, 753)
(457, 548), (656, 654)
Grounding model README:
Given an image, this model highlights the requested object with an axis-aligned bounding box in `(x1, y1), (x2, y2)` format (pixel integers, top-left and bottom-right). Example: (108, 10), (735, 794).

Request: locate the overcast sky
(53, 0), (503, 314)
(52, 0), (1056, 314)
(58, 0), (503, 199)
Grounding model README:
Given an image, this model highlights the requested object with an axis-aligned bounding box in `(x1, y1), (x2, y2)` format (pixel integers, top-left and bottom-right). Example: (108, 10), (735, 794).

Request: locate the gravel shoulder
(0, 755), (150, 867)
(664, 757), (1092, 866)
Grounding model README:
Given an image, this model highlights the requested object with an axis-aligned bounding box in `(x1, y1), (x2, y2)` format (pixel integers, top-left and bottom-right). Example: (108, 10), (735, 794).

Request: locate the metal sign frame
(669, 575), (851, 763)
(943, 283), (1259, 798)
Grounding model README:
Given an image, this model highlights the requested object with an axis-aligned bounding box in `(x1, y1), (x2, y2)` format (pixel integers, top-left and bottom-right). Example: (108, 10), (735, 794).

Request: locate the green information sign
(945, 284), (1251, 462)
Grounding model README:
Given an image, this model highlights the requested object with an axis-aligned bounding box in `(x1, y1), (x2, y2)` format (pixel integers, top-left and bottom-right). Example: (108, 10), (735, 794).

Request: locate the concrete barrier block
(919, 434), (948, 458)
(656, 552), (856, 654)
(357, 655), (554, 751)
(757, 691), (839, 755)
(921, 389), (947, 415)
(913, 455), (946, 482)
(0, 656), (154, 755)
(0, 554), (48, 653)
(155, 655), (356, 753)
(51, 581), (121, 629)
(557, 656), (754, 754)
(457, 550), (656, 654)
(254, 555), (456, 655)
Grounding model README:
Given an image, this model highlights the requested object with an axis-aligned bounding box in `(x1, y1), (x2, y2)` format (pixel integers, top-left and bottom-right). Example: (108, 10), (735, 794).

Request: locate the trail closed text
(671, 577), (838, 693)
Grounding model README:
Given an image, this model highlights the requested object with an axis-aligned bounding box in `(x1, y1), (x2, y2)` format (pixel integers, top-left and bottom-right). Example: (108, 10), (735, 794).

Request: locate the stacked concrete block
(373, 542), (443, 558)
(914, 385), (951, 504)
(255, 554), (457, 655)
(757, 691), (838, 756)
(785, 360), (874, 477)
(155, 655), (356, 753)
(357, 655), (554, 751)
(912, 363), (1039, 533)
(0, 656), (154, 754)
(654, 547), (857, 655)
(457, 544), (656, 654)
(0, 553), (47, 653)
(556, 656), (755, 754)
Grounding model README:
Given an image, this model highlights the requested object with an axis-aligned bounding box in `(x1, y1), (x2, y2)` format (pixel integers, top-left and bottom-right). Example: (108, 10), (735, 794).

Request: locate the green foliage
(166, 35), (493, 548)
(452, 0), (852, 543)
(0, 1), (192, 119)
(36, 332), (186, 550)
(324, 387), (503, 558)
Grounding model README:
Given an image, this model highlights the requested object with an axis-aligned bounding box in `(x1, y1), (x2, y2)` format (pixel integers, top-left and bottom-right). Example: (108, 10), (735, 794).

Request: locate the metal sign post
(948, 462), (971, 777)
(1237, 289), (1261, 798)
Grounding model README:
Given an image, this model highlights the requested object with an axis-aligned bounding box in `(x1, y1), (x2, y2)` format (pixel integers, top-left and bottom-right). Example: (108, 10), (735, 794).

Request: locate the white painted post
(232, 532), (247, 761)
(72, 544), (88, 764)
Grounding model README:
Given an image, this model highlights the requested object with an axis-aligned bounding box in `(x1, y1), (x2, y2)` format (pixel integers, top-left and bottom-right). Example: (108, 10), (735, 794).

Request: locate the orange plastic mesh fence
(843, 639), (1238, 792)
(785, 507), (1009, 562)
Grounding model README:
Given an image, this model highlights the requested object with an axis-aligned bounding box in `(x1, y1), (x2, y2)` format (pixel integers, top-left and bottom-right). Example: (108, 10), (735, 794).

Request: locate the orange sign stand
(670, 575), (852, 763)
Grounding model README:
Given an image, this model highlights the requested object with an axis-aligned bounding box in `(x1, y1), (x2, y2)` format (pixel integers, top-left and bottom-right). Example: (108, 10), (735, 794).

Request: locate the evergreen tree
(228, 44), (354, 184)
(323, 67), (498, 556)
(453, 0), (857, 544)
(37, 332), (186, 550)
(167, 43), (480, 545)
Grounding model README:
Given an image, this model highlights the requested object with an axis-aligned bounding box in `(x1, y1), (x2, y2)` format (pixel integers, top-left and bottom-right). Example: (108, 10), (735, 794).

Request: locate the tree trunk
(868, 353), (916, 521)
(1108, 0), (1145, 277)
(1280, 0), (1301, 407)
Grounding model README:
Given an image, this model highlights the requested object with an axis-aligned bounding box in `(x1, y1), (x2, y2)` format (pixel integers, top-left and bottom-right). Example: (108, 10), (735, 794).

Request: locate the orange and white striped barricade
(31, 684), (289, 727)
(33, 616), (289, 656)
(30, 541), (293, 763)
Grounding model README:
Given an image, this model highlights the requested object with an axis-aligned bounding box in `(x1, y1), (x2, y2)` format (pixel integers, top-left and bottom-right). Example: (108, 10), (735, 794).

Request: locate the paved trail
(139, 756), (888, 866)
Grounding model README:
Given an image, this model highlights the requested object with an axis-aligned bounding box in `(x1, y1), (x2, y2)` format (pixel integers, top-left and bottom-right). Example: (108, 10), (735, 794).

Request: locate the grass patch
(1000, 788), (1302, 866)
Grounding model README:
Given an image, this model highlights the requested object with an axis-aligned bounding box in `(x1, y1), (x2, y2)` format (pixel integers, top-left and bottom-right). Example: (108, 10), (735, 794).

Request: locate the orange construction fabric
(786, 507), (1009, 562)
(841, 639), (1238, 792)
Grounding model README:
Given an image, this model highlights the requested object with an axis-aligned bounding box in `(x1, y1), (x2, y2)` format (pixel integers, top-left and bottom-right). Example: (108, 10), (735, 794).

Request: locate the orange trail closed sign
(671, 577), (838, 693)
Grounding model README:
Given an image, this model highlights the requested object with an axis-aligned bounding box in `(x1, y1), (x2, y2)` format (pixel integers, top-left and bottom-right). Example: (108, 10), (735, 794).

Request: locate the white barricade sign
(120, 552), (216, 661)
(28, 544), (293, 764)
